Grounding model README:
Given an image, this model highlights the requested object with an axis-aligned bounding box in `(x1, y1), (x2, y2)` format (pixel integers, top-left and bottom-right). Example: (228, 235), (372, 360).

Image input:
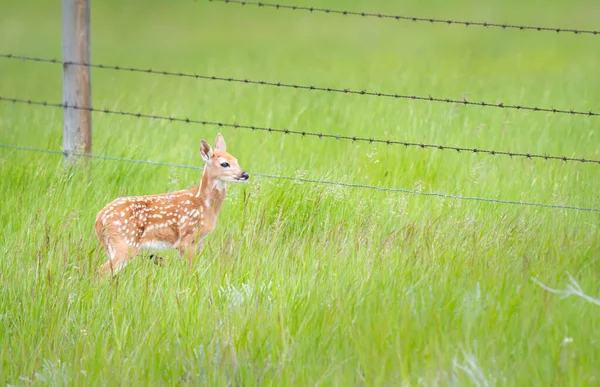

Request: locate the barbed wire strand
(207, 0), (600, 36)
(2, 96), (599, 165)
(1, 143), (598, 213)
(2, 54), (599, 118)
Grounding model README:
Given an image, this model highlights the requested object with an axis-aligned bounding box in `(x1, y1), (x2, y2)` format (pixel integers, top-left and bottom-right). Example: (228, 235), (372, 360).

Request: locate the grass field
(1, 0), (600, 385)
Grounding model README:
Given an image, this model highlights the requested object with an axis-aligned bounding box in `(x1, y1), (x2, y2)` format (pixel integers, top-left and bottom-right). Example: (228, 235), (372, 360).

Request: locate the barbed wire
(1, 143), (598, 213)
(2, 96), (599, 165)
(208, 0), (600, 36)
(2, 54), (599, 118)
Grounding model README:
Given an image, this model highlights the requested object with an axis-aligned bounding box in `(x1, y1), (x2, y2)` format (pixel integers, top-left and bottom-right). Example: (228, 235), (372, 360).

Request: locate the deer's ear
(200, 140), (213, 162)
(214, 133), (226, 152)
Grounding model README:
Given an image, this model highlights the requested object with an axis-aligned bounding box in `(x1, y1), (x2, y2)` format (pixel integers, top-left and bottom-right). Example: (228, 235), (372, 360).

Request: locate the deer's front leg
(178, 238), (204, 271)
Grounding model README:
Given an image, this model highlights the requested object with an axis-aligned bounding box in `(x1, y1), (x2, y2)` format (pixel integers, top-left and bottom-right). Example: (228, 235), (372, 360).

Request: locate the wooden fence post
(62, 0), (91, 163)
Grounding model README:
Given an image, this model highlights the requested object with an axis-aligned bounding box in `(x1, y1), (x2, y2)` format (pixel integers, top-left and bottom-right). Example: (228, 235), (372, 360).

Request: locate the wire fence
(1, 143), (598, 213)
(3, 54), (599, 118)
(208, 0), (600, 36)
(2, 5), (598, 215)
(3, 96), (599, 165)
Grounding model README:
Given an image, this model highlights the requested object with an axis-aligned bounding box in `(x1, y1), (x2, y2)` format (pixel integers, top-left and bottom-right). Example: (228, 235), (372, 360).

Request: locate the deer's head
(200, 133), (249, 184)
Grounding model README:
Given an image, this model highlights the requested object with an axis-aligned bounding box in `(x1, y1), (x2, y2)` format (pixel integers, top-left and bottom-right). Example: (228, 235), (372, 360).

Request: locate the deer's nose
(241, 172), (249, 180)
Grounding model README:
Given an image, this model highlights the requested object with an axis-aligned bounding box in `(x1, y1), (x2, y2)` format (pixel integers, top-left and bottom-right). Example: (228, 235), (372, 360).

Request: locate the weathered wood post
(62, 0), (91, 163)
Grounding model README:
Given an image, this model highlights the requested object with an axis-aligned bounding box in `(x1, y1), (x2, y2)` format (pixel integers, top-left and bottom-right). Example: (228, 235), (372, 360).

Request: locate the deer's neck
(194, 169), (226, 217)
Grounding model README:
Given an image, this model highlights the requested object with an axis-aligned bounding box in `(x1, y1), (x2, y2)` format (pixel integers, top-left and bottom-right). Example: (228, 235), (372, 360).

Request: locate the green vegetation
(1, 0), (599, 385)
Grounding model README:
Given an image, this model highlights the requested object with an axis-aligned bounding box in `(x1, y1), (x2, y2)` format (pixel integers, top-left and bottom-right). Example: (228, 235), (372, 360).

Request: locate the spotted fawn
(95, 133), (248, 276)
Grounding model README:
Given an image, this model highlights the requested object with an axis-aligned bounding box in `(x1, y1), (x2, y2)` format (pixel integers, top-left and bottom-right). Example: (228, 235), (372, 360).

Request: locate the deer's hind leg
(98, 237), (140, 277)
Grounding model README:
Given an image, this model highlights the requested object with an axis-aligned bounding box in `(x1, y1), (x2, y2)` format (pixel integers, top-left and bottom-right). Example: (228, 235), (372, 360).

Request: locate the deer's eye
(220, 162), (230, 168)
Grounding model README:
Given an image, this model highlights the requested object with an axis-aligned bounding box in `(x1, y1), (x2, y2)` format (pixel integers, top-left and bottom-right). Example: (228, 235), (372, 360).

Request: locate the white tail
(95, 133), (249, 276)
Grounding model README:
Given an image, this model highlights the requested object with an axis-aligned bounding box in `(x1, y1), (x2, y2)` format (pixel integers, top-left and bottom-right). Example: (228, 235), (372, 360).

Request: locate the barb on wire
(2, 53), (599, 118)
(208, 0), (600, 36)
(2, 95), (599, 165)
(1, 143), (599, 213)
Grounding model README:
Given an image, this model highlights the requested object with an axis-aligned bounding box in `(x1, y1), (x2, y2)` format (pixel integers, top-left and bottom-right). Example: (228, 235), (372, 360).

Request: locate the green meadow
(1, 0), (599, 385)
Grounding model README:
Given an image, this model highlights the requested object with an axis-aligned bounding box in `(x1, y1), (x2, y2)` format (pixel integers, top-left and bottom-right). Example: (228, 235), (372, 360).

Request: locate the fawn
(95, 133), (248, 276)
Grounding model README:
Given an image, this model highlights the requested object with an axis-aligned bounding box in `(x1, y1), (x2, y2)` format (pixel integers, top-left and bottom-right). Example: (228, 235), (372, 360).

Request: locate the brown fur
(95, 134), (248, 276)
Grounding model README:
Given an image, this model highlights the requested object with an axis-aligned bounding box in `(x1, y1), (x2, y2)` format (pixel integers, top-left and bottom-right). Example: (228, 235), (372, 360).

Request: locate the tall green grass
(1, 0), (599, 385)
